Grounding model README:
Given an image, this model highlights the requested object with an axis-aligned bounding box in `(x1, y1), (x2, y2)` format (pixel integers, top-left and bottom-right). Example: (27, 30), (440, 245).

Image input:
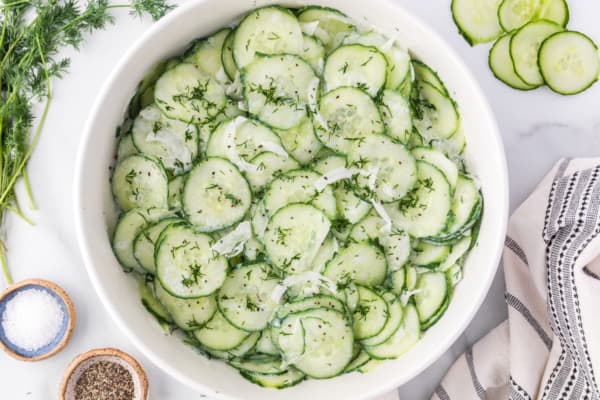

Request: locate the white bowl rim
(74, 0), (509, 398)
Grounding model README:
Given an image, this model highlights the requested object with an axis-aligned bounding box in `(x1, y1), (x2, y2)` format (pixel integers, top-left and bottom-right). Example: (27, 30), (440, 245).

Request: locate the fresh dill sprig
(0, 0), (174, 285)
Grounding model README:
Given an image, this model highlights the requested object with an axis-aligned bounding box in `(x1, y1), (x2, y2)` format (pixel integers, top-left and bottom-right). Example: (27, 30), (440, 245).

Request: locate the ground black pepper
(74, 361), (135, 400)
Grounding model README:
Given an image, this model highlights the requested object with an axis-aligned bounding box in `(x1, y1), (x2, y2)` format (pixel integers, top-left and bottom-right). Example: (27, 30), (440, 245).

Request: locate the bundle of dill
(0, 0), (174, 285)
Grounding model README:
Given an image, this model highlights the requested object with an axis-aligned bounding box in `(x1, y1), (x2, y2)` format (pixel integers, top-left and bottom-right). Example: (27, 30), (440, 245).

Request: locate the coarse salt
(1, 288), (64, 351)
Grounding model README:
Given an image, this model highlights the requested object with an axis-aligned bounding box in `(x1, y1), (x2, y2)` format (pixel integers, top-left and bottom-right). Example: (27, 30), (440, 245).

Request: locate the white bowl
(74, 1), (509, 399)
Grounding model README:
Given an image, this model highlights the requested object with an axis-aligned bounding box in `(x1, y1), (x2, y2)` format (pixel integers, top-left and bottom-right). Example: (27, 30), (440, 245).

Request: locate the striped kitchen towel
(428, 158), (600, 399)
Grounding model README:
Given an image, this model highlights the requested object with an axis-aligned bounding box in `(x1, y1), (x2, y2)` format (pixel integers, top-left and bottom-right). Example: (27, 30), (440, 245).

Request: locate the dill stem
(0, 34), (51, 207)
(0, 248), (12, 286)
(22, 169), (37, 210)
(4, 204), (34, 226)
(0, 0), (31, 8)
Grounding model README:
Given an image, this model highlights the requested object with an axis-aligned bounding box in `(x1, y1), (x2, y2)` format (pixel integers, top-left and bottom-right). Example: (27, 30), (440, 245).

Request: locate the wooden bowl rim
(0, 278), (76, 362)
(59, 347), (149, 400)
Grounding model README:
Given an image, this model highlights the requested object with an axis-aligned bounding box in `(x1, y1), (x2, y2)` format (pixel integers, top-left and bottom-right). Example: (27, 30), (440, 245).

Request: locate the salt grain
(1, 288), (65, 351)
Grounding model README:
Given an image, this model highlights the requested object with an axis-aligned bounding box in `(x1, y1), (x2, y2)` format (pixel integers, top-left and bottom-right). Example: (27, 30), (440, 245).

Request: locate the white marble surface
(2, 0), (600, 399)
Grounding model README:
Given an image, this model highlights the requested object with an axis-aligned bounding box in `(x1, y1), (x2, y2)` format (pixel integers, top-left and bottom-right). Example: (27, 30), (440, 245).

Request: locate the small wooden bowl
(59, 348), (149, 400)
(0, 279), (76, 361)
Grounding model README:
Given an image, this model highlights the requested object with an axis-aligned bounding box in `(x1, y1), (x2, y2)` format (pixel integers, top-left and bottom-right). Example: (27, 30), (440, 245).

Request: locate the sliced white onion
(260, 141), (289, 158)
(301, 21), (320, 36)
(271, 271), (338, 303)
(224, 116), (258, 173)
(371, 199), (392, 234)
(314, 167), (361, 191)
(211, 221), (252, 257)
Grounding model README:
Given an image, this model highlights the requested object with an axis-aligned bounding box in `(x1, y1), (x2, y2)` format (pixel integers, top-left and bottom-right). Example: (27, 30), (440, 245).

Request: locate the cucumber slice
(274, 118), (322, 165)
(276, 295), (345, 319)
(167, 176), (184, 212)
(227, 331), (261, 358)
(218, 263), (281, 331)
(349, 212), (385, 242)
(229, 354), (284, 374)
(112, 208), (172, 271)
(155, 223), (228, 298)
(251, 199), (269, 241)
(385, 161), (452, 238)
(538, 31), (600, 95)
(316, 87), (384, 154)
(537, 0), (569, 27)
(412, 147), (459, 190)
(117, 134), (137, 161)
(510, 20), (563, 86)
(425, 175), (482, 244)
(389, 268), (406, 295)
(242, 54), (316, 130)
(263, 169), (336, 219)
(405, 265), (418, 291)
(414, 272), (450, 329)
(498, 0), (542, 32)
(264, 203), (331, 274)
(111, 154), (168, 212)
(347, 134), (417, 203)
(193, 311), (250, 351)
(361, 292), (403, 346)
(413, 81), (459, 140)
(489, 34), (537, 90)
(352, 286), (389, 340)
(254, 332), (279, 356)
(154, 63), (226, 124)
(240, 368), (305, 388)
(245, 152), (300, 192)
(139, 279), (172, 324)
(221, 29), (238, 80)
(308, 234), (338, 273)
(131, 105), (198, 175)
(184, 28), (230, 78)
(312, 154), (346, 175)
(301, 34), (326, 73)
(411, 60), (448, 95)
(297, 6), (355, 50)
(323, 242), (387, 287)
(243, 235), (265, 262)
(134, 217), (181, 273)
(207, 117), (285, 166)
(451, 0), (504, 45)
(342, 31), (411, 91)
(431, 127), (467, 157)
(439, 235), (472, 271)
(379, 90), (412, 144)
(233, 6), (304, 69)
(182, 158), (252, 232)
(412, 241), (450, 268)
(335, 182), (372, 224)
(323, 44), (388, 97)
(277, 308), (354, 378)
(344, 350), (371, 373)
(154, 280), (217, 330)
(364, 304), (419, 359)
(380, 231), (411, 272)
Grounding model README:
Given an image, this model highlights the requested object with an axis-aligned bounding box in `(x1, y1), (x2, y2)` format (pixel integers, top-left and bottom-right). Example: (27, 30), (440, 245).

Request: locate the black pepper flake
(74, 361), (135, 400)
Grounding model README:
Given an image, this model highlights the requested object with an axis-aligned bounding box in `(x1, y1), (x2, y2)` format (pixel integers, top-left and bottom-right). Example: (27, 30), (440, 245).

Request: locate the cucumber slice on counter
(510, 20), (563, 87)
(498, 0), (542, 32)
(538, 31), (600, 95)
(451, 0), (504, 45)
(489, 33), (537, 90)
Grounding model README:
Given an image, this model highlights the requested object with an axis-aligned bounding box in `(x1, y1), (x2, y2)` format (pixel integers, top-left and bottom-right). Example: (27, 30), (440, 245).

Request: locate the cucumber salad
(110, 5), (483, 388)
